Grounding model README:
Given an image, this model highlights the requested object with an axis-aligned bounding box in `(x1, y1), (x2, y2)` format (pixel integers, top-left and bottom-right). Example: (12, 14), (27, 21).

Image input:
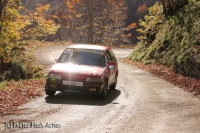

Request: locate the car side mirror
(107, 61), (116, 67)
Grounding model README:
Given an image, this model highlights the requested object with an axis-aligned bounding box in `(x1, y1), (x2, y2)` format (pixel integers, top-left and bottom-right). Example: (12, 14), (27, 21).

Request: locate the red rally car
(45, 44), (118, 98)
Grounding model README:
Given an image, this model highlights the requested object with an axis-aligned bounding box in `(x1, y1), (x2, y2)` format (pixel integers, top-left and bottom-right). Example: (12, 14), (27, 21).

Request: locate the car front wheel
(109, 75), (117, 90)
(45, 89), (56, 96)
(100, 81), (108, 98)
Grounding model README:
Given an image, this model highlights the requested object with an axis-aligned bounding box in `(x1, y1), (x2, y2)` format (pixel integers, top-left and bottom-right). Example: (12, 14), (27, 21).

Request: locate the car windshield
(57, 48), (106, 67)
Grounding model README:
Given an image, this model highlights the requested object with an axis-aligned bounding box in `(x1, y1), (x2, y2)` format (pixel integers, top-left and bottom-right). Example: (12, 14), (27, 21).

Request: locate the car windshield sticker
(94, 50), (103, 55)
(64, 49), (73, 57)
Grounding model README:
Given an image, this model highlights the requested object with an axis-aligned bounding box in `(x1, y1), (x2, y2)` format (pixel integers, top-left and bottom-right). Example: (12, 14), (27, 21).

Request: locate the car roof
(67, 44), (110, 51)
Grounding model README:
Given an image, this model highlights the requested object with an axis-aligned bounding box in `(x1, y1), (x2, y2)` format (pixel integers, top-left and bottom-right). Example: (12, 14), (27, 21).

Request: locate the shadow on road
(45, 89), (121, 106)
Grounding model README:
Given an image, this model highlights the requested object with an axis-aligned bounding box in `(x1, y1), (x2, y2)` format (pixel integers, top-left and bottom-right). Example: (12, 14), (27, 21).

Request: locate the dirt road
(1, 45), (200, 133)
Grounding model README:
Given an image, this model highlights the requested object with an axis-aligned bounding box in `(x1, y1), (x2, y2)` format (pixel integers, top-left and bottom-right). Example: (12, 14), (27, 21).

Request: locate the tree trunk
(100, 1), (111, 40)
(160, 0), (167, 16)
(180, 0), (188, 7)
(160, 0), (188, 16)
(169, 0), (177, 10)
(87, 0), (93, 44)
(0, 0), (8, 34)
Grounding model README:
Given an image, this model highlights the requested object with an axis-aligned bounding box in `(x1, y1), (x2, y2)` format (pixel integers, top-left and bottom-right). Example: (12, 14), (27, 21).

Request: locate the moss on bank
(129, 1), (200, 79)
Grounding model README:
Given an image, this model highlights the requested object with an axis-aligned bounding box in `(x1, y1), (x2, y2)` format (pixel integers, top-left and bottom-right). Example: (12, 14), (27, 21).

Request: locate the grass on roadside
(0, 81), (8, 91)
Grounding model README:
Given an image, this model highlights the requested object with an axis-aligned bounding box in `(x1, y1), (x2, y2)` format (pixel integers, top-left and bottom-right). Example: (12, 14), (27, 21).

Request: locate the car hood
(49, 63), (106, 80)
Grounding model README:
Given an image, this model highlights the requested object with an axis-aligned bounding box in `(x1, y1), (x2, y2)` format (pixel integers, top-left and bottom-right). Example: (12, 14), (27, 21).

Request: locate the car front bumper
(45, 79), (104, 94)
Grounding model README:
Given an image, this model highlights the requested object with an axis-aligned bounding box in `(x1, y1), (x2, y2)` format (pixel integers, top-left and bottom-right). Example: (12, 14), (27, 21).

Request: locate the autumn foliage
(22, 4), (60, 40)
(0, 79), (45, 114)
(61, 0), (133, 44)
(136, 4), (148, 14)
(0, 1), (59, 63)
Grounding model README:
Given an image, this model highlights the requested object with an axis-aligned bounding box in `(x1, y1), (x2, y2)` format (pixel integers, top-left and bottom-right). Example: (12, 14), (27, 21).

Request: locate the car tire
(109, 75), (117, 90)
(45, 89), (56, 96)
(100, 81), (108, 98)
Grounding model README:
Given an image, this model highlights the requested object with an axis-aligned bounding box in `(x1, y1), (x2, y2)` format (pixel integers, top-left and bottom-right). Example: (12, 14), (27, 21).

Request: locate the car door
(109, 49), (118, 82)
(109, 49), (118, 78)
(106, 50), (117, 85)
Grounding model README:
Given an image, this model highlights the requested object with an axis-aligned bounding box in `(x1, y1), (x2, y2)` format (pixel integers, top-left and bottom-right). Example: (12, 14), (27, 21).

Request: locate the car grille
(61, 78), (86, 82)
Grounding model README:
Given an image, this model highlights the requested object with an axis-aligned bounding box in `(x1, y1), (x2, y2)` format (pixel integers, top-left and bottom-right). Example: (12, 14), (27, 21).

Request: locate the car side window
(106, 51), (112, 62)
(109, 49), (116, 61)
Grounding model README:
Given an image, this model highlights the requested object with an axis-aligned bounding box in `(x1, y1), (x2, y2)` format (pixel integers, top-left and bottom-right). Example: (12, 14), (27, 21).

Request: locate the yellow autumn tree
(22, 4), (60, 40)
(0, 0), (25, 63)
(137, 2), (164, 41)
(0, 2), (60, 63)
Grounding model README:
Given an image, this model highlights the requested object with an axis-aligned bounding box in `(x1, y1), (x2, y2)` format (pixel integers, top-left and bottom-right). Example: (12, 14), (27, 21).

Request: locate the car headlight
(86, 77), (103, 82)
(48, 73), (61, 79)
